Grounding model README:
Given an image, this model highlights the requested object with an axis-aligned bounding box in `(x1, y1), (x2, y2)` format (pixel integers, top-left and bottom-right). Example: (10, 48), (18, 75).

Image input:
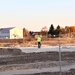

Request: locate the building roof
(0, 27), (15, 31)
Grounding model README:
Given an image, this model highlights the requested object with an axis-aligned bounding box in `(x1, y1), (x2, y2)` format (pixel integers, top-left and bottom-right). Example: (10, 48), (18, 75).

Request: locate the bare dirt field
(0, 48), (75, 75)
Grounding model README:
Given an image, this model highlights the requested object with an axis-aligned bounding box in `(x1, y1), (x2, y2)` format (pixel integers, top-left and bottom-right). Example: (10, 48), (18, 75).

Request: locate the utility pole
(69, 27), (71, 38)
(23, 28), (25, 44)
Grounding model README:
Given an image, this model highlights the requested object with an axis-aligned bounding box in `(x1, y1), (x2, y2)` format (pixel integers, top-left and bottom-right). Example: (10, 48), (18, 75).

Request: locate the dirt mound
(0, 51), (75, 74)
(0, 48), (22, 55)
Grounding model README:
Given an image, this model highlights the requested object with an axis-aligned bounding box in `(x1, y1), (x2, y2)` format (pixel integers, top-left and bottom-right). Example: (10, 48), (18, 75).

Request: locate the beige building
(10, 27), (23, 39)
(0, 27), (23, 39)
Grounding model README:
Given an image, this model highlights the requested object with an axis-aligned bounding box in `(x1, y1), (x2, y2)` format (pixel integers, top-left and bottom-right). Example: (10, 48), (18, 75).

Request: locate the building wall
(0, 29), (10, 39)
(10, 27), (23, 39)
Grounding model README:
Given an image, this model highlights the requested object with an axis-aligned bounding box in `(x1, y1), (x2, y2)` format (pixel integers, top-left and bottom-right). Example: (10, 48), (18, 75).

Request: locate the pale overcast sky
(0, 0), (75, 31)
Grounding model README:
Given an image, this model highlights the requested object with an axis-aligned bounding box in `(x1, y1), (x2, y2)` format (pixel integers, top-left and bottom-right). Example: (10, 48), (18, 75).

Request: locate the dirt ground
(0, 48), (75, 75)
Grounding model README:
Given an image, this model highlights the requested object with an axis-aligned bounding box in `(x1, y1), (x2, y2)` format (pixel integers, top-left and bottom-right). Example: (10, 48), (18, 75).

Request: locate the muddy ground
(0, 48), (75, 75)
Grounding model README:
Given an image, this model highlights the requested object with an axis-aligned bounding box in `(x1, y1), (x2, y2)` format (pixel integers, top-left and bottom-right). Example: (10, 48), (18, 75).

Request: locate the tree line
(48, 24), (75, 38)
(23, 24), (75, 38)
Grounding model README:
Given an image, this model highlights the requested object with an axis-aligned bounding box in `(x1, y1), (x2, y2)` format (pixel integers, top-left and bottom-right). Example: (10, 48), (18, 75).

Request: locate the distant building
(0, 27), (23, 39)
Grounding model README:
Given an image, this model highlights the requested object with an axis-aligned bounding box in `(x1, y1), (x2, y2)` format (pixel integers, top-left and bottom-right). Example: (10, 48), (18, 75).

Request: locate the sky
(0, 0), (75, 31)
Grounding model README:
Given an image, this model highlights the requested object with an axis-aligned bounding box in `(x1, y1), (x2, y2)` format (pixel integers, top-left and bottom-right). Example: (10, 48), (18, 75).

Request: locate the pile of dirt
(0, 48), (22, 55)
(0, 51), (75, 65)
(0, 49), (75, 74)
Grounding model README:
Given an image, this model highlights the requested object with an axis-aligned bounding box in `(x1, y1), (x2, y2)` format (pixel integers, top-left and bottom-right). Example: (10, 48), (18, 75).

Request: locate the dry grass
(0, 38), (75, 47)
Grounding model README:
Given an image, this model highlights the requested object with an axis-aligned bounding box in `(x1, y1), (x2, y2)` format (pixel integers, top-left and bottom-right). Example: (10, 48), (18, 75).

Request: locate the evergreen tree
(48, 24), (55, 37)
(55, 25), (61, 37)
